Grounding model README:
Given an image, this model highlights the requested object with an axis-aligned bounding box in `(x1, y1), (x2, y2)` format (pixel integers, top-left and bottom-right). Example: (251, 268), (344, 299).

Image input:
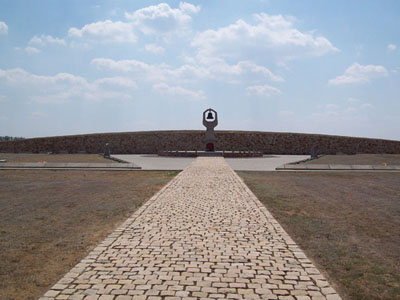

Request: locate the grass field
(306, 154), (400, 165)
(1, 153), (399, 300)
(0, 169), (178, 300)
(239, 171), (400, 300)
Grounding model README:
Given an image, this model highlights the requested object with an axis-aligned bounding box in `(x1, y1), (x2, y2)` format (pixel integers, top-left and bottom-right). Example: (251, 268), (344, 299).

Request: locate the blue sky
(0, 0), (399, 139)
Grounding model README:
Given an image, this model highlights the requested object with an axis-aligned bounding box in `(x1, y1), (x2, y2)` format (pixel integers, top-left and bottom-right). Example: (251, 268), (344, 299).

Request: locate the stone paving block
(41, 158), (341, 299)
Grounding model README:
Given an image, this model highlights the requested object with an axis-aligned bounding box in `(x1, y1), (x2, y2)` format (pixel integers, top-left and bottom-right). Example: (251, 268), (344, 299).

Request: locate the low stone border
(0, 162), (141, 170)
(276, 164), (400, 171)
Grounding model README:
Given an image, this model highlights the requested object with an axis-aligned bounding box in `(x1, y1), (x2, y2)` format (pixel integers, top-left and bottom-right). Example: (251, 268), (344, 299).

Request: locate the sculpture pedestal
(197, 151), (223, 157)
(158, 151), (263, 158)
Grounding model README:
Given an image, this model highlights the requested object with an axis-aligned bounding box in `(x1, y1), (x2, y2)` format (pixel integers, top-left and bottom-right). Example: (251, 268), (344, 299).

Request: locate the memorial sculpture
(311, 145), (318, 159)
(203, 108), (218, 151)
(104, 143), (110, 158)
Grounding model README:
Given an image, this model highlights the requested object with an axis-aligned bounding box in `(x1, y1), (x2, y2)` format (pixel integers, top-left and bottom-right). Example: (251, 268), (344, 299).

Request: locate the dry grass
(239, 171), (400, 300)
(0, 170), (178, 300)
(306, 154), (400, 165)
(0, 153), (111, 163)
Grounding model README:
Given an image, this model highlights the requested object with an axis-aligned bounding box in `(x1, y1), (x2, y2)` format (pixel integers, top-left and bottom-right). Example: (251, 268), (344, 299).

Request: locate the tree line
(0, 136), (25, 141)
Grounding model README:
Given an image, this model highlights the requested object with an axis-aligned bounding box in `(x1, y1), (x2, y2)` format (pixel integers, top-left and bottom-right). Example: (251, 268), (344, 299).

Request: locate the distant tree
(0, 136), (25, 141)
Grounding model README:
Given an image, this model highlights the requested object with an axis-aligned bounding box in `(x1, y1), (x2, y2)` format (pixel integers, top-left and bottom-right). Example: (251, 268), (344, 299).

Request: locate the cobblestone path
(41, 157), (342, 300)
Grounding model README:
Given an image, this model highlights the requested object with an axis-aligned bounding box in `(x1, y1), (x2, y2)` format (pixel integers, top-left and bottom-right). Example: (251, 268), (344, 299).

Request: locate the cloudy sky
(0, 0), (399, 140)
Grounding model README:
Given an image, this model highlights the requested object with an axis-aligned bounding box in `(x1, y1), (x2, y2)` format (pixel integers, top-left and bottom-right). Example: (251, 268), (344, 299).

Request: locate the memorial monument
(203, 108), (218, 151)
(104, 143), (110, 158)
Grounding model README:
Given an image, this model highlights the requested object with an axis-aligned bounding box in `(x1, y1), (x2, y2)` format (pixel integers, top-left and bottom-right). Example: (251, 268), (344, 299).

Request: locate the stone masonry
(40, 158), (342, 300)
(1, 130), (400, 154)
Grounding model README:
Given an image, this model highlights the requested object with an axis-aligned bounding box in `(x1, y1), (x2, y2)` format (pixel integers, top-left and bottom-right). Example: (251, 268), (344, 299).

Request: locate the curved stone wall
(0, 130), (399, 154)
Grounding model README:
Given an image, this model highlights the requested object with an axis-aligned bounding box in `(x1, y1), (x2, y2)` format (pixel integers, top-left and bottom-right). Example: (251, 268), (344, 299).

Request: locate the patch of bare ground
(0, 153), (112, 163)
(239, 171), (400, 300)
(0, 170), (178, 300)
(306, 154), (400, 165)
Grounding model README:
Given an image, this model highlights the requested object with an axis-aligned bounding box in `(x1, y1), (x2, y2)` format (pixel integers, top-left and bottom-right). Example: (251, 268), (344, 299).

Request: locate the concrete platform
(112, 154), (310, 171)
(225, 155), (309, 171)
(112, 155), (196, 171)
(197, 151), (223, 157)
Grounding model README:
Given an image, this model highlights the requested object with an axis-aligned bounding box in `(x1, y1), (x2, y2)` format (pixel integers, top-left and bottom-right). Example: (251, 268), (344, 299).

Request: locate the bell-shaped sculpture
(203, 108), (218, 152)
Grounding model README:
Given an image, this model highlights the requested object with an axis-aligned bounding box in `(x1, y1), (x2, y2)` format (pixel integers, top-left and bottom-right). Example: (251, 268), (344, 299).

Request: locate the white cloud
(0, 115), (8, 121)
(392, 67), (400, 75)
(0, 68), (87, 87)
(206, 59), (283, 83)
(94, 76), (138, 89)
(347, 97), (360, 103)
(92, 57), (210, 82)
(31, 111), (47, 119)
(316, 98), (375, 117)
(91, 57), (282, 84)
(29, 34), (66, 47)
(31, 90), (133, 103)
(278, 110), (294, 117)
(31, 91), (79, 104)
(361, 103), (373, 109)
(24, 46), (41, 55)
(145, 43), (165, 54)
(346, 98), (373, 110)
(0, 21), (7, 35)
(15, 46), (44, 55)
(325, 104), (338, 110)
(246, 84), (281, 97)
(0, 95), (7, 102)
(66, 3), (200, 44)
(80, 90), (133, 102)
(68, 20), (136, 43)
(125, 2), (199, 36)
(388, 44), (397, 51)
(153, 82), (205, 100)
(329, 63), (388, 85)
(91, 58), (171, 81)
(0, 68), (136, 103)
(179, 2), (201, 14)
(311, 110), (339, 118)
(345, 107), (357, 113)
(192, 13), (338, 63)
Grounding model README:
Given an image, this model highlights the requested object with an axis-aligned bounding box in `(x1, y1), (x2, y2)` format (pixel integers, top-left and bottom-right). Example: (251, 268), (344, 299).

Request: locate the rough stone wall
(0, 130), (400, 154)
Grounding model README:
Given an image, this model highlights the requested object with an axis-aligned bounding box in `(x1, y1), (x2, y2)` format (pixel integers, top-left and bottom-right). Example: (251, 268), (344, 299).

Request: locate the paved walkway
(41, 158), (341, 300)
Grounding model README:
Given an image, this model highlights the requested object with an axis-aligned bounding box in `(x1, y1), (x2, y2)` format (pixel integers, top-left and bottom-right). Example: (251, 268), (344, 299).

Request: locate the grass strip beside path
(0, 170), (178, 300)
(239, 171), (400, 300)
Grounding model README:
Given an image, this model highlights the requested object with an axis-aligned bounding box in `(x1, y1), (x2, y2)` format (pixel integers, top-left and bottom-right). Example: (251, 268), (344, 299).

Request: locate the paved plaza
(41, 157), (341, 300)
(111, 155), (309, 171)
